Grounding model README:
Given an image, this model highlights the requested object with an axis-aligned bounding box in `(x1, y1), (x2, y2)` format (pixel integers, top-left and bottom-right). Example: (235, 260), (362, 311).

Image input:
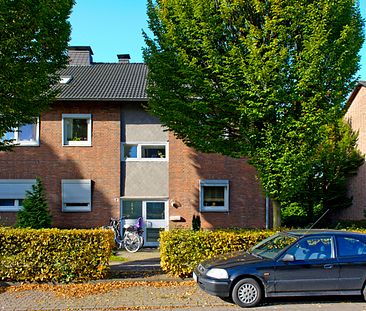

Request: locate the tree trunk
(272, 199), (281, 228)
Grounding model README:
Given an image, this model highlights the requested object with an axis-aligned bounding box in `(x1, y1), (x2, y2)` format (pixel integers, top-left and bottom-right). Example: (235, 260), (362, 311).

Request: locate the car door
(274, 235), (340, 294)
(336, 235), (366, 291)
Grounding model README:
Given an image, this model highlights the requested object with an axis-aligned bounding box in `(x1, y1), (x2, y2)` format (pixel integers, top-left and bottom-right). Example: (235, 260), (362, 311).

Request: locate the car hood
(201, 250), (268, 269)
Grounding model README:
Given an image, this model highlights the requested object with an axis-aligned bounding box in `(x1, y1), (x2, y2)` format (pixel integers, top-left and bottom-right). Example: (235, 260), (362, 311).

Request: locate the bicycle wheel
(139, 235), (144, 247)
(124, 232), (142, 253)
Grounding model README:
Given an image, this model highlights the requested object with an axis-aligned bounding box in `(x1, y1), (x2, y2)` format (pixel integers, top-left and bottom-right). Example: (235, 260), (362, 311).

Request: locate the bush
(159, 229), (278, 277)
(0, 227), (114, 282)
(16, 177), (52, 229)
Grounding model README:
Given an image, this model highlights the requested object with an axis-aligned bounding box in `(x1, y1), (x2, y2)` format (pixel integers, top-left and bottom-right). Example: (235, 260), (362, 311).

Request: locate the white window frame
(62, 179), (92, 212)
(121, 142), (169, 161)
(0, 179), (36, 212)
(62, 114), (92, 146)
(199, 180), (229, 212)
(3, 119), (39, 146)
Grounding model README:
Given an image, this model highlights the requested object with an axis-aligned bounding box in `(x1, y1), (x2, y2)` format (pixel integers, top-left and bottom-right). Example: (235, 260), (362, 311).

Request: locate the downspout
(265, 195), (270, 229)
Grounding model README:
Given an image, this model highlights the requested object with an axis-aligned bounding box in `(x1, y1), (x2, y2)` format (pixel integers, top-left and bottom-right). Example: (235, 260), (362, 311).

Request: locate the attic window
(60, 76), (73, 84)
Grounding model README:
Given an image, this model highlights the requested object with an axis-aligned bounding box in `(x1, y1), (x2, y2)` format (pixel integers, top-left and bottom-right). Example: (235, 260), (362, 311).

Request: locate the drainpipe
(265, 195), (270, 229)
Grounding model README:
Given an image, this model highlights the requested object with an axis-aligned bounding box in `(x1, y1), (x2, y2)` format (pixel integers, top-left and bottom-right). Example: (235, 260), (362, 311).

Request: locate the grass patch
(109, 254), (127, 262)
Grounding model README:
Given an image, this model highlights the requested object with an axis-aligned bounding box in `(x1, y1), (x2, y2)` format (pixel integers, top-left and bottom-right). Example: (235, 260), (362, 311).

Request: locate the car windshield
(250, 233), (298, 259)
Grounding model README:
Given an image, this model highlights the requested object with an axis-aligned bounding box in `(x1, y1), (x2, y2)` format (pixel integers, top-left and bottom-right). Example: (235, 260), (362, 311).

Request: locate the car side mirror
(282, 254), (295, 262)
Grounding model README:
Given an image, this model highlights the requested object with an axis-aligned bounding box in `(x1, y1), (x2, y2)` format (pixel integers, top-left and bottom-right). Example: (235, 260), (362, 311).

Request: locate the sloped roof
(56, 63), (148, 101)
(346, 81), (366, 108)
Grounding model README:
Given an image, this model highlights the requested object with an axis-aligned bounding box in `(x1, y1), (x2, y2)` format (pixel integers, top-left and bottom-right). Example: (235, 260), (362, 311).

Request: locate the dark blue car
(193, 230), (366, 307)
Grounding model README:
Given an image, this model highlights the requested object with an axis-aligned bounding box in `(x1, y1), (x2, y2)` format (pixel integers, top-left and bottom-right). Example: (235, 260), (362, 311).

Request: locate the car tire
(232, 278), (262, 308)
(362, 284), (366, 301)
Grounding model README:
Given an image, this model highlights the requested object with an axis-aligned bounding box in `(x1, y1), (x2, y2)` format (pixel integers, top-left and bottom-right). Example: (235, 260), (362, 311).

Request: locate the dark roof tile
(56, 63), (147, 101)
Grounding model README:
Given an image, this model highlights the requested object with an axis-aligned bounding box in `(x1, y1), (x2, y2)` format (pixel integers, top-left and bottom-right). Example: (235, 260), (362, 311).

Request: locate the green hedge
(0, 227), (114, 282)
(160, 229), (279, 277)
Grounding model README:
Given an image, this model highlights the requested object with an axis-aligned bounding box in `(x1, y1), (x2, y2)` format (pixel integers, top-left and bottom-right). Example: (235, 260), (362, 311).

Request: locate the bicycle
(107, 217), (144, 253)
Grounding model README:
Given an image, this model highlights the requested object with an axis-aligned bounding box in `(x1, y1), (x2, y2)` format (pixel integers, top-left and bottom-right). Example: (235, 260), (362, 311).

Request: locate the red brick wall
(341, 86), (366, 220)
(168, 133), (266, 229)
(0, 101), (121, 228)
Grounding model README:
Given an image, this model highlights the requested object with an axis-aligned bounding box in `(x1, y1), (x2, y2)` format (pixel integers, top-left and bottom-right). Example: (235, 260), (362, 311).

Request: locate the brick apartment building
(342, 81), (366, 220)
(0, 46), (266, 246)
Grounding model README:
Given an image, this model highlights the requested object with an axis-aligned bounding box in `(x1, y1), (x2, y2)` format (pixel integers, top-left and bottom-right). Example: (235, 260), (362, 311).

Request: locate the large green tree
(144, 0), (364, 225)
(0, 0), (74, 150)
(280, 120), (364, 227)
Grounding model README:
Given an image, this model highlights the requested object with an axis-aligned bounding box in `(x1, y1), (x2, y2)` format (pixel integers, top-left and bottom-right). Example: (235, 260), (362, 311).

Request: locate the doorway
(121, 199), (169, 247)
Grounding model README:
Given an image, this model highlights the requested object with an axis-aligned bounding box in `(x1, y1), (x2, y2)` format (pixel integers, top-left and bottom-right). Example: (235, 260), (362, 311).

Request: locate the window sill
(200, 207), (229, 213)
(13, 142), (40, 147)
(62, 207), (91, 213)
(124, 158), (168, 162)
(0, 207), (21, 212)
(63, 143), (92, 147)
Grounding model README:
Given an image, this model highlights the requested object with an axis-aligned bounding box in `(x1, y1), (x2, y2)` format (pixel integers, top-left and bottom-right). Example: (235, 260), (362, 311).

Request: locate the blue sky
(70, 0), (366, 80)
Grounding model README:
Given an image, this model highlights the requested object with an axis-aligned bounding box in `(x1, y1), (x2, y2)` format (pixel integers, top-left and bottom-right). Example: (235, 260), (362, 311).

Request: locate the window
(2, 120), (39, 146)
(122, 200), (142, 219)
(62, 179), (92, 212)
(122, 143), (168, 161)
(0, 180), (35, 212)
(336, 236), (366, 257)
(62, 114), (92, 146)
(60, 76), (73, 84)
(200, 180), (229, 212)
(286, 237), (333, 260)
(146, 202), (165, 219)
(141, 145), (166, 158)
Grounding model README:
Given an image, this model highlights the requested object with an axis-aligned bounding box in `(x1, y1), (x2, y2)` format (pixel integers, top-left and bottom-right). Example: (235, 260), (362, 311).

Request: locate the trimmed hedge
(0, 227), (114, 282)
(160, 229), (279, 277)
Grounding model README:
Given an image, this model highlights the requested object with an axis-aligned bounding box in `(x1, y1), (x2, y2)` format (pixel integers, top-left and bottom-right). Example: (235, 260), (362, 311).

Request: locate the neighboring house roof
(347, 81), (366, 108)
(56, 63), (148, 101)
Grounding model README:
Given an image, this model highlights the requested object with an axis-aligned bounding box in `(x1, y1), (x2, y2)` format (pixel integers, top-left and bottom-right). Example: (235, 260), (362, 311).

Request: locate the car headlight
(206, 268), (229, 279)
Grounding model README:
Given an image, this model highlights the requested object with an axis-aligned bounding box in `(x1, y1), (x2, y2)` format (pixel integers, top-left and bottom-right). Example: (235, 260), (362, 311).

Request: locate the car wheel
(362, 284), (366, 301)
(232, 278), (262, 308)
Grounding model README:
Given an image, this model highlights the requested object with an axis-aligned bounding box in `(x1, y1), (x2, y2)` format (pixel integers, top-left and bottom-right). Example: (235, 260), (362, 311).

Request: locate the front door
(121, 199), (168, 247)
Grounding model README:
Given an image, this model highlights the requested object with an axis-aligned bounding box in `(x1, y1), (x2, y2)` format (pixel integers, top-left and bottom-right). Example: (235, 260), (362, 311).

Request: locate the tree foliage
(280, 120), (364, 227)
(144, 0), (364, 221)
(0, 0), (74, 150)
(16, 177), (52, 229)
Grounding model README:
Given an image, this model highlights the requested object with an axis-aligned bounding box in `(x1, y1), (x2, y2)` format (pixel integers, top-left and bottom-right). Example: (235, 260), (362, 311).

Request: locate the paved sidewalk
(108, 248), (167, 280)
(2, 249), (366, 311)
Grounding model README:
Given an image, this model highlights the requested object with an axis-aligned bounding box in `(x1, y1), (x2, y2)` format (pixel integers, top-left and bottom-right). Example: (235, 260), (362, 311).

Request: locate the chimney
(117, 54), (131, 64)
(68, 46), (93, 66)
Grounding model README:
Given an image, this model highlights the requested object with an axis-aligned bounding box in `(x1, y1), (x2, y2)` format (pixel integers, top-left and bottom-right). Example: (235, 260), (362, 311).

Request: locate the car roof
(285, 229), (366, 237)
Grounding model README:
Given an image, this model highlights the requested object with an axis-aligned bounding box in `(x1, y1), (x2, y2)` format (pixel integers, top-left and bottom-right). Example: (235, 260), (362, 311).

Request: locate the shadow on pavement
(264, 295), (364, 307)
(108, 248), (167, 280)
(0, 282), (10, 294)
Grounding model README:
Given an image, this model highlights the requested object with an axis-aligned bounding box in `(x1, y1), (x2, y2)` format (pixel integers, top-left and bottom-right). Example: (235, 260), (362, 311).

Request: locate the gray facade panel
(122, 104), (168, 142)
(123, 162), (169, 197)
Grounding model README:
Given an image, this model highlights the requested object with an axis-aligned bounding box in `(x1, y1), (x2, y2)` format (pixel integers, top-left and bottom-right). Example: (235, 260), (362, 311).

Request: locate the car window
(286, 237), (333, 260)
(336, 236), (366, 257)
(251, 233), (297, 259)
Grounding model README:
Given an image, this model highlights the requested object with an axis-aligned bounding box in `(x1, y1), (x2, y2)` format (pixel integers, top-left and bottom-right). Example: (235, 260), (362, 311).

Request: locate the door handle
(323, 264), (333, 269)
